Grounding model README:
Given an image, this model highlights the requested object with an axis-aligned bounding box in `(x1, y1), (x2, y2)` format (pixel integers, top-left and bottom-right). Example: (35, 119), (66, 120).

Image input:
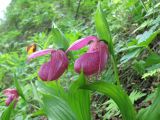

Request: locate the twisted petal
(74, 51), (100, 75)
(27, 49), (54, 61)
(66, 36), (98, 52)
(38, 50), (68, 81)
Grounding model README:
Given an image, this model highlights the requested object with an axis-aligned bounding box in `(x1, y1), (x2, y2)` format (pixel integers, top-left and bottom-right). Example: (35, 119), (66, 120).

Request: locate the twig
(75, 0), (82, 19)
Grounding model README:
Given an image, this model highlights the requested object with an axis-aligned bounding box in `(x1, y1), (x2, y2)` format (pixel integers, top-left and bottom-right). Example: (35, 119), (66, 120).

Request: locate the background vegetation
(0, 0), (160, 120)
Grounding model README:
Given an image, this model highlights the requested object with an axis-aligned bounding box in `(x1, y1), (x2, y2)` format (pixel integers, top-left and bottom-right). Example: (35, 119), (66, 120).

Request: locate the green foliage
(133, 60), (146, 75)
(120, 28), (160, 64)
(82, 81), (137, 120)
(104, 90), (146, 119)
(137, 85), (160, 120)
(42, 94), (76, 120)
(1, 100), (15, 120)
(0, 0), (160, 119)
(133, 53), (160, 78)
(34, 72), (91, 120)
(129, 90), (146, 104)
(67, 72), (91, 120)
(50, 28), (69, 50)
(145, 53), (160, 67)
(142, 64), (160, 79)
(136, 29), (160, 47)
(14, 77), (26, 101)
(141, 53), (160, 78)
(120, 49), (141, 64)
(104, 98), (120, 119)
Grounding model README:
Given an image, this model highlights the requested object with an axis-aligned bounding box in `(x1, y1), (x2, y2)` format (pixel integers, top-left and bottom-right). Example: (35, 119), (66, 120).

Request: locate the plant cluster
(0, 0), (160, 120)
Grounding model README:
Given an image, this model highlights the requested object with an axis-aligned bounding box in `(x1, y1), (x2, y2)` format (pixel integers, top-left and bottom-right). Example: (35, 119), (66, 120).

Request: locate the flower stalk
(111, 54), (120, 86)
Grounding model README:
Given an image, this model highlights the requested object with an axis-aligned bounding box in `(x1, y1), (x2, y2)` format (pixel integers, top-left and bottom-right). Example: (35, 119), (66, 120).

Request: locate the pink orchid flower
(28, 49), (68, 81)
(3, 88), (19, 106)
(67, 36), (109, 75)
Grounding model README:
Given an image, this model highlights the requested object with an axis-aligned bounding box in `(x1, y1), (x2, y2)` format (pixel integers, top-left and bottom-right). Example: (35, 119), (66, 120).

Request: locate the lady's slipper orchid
(28, 49), (68, 81)
(67, 36), (108, 75)
(3, 88), (19, 106)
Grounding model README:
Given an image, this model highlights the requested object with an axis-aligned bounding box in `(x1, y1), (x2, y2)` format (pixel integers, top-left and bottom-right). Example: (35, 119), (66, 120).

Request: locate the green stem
(111, 54), (120, 86)
(75, 0), (82, 19)
(26, 100), (40, 110)
(56, 81), (61, 96)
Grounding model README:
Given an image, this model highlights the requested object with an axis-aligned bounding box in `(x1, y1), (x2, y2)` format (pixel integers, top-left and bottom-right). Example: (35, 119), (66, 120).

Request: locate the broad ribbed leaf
(51, 28), (69, 50)
(35, 80), (64, 96)
(81, 81), (136, 120)
(37, 74), (91, 120)
(67, 72), (91, 120)
(95, 2), (113, 54)
(36, 80), (76, 119)
(42, 94), (76, 120)
(1, 100), (15, 120)
(136, 85), (160, 120)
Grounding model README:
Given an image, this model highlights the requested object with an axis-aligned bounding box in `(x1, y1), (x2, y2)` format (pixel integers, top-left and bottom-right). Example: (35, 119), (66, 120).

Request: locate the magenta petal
(74, 51), (100, 75)
(5, 95), (14, 106)
(38, 61), (51, 81)
(66, 36), (99, 52)
(27, 49), (54, 61)
(89, 41), (108, 68)
(3, 88), (19, 98)
(74, 41), (108, 75)
(38, 50), (68, 81)
(3, 88), (19, 106)
(99, 42), (109, 69)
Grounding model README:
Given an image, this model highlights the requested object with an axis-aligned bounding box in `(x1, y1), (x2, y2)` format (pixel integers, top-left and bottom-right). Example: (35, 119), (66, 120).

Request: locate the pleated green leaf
(81, 81), (136, 120)
(42, 94), (76, 120)
(36, 73), (91, 120)
(36, 80), (75, 120)
(67, 72), (91, 120)
(1, 100), (15, 120)
(35, 80), (58, 95)
(35, 80), (66, 99)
